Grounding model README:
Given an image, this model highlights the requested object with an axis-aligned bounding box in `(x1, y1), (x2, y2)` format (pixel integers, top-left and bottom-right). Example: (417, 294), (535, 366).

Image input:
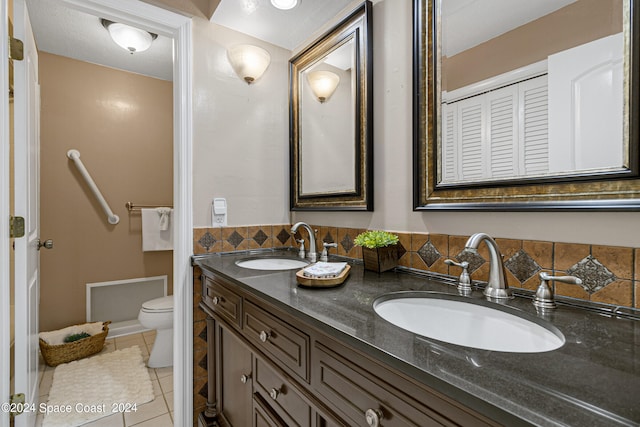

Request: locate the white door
(13, 0), (41, 425)
(1, 0), (13, 426)
(548, 33), (624, 173)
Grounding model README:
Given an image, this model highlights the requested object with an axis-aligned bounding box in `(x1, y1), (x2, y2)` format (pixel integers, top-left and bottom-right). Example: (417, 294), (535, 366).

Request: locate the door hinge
(9, 393), (25, 419)
(9, 37), (24, 61)
(10, 216), (25, 238)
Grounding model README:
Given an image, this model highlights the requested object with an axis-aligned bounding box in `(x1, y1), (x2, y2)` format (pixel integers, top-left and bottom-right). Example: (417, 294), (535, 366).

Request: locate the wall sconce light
(227, 44), (271, 84)
(270, 0), (298, 10)
(306, 70), (340, 103)
(101, 19), (157, 54)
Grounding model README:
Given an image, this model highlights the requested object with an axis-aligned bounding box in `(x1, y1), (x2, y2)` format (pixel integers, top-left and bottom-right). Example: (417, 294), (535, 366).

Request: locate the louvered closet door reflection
(456, 96), (484, 181)
(519, 75), (549, 176)
(441, 103), (458, 183)
(486, 85), (519, 179)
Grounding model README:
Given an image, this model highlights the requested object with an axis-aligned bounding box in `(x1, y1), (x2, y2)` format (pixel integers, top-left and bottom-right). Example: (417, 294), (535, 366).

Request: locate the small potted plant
(354, 230), (400, 273)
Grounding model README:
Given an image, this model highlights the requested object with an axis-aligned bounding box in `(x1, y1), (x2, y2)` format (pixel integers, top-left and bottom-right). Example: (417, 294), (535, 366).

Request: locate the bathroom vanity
(194, 250), (640, 427)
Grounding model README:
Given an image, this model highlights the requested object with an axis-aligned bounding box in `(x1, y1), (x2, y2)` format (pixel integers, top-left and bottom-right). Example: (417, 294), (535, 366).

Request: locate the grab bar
(67, 149), (120, 225)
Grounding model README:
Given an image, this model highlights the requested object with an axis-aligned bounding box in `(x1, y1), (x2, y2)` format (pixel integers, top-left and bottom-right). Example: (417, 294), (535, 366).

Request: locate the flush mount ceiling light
(270, 0), (298, 10)
(306, 70), (340, 103)
(101, 19), (157, 54)
(227, 44), (271, 84)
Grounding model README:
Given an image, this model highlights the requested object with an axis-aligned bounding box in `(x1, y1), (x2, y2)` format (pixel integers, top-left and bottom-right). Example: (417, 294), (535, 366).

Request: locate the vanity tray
(296, 264), (351, 288)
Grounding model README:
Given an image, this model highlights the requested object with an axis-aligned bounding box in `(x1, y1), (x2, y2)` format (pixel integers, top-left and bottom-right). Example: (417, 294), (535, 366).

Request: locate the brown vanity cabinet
(253, 394), (286, 427)
(244, 300), (310, 382)
(200, 270), (498, 427)
(217, 324), (253, 427)
(202, 274), (243, 328)
(253, 356), (312, 426)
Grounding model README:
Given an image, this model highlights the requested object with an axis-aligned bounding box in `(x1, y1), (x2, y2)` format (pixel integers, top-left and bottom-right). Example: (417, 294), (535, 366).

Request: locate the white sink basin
(373, 292), (565, 353)
(236, 257), (310, 270)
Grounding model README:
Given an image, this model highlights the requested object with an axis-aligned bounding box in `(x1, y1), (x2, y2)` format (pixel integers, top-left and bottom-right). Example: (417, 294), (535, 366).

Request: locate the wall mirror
(413, 0), (640, 210)
(290, 1), (373, 211)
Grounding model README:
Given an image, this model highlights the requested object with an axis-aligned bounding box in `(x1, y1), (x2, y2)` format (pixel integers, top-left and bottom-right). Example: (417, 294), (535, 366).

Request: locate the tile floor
(35, 331), (174, 427)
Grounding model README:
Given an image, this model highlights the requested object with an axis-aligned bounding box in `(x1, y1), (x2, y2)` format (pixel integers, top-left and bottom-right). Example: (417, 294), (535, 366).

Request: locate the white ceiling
(23, 0), (580, 82)
(24, 0), (355, 82)
(26, 0), (174, 81)
(210, 0), (356, 51)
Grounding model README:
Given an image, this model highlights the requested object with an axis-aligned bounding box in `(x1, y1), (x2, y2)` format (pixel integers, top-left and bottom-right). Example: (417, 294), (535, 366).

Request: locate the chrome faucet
(291, 222), (317, 262)
(533, 272), (582, 309)
(464, 233), (512, 299)
(320, 242), (338, 262)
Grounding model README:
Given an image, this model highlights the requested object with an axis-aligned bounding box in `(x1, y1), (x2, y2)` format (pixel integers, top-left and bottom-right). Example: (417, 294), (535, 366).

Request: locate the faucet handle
(320, 242), (338, 262)
(533, 272), (583, 309)
(444, 259), (472, 295)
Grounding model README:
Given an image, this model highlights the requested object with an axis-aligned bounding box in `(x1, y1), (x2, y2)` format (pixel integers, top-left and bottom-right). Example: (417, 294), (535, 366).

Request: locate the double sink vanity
(194, 247), (640, 427)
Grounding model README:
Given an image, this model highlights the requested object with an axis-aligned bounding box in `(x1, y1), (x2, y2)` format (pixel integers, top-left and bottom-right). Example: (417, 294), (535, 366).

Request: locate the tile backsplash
(192, 225), (638, 421)
(193, 224), (639, 309)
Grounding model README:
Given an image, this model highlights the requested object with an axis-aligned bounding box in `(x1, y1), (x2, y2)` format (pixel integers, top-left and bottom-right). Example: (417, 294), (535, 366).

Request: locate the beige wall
(286, 0), (640, 248)
(39, 53), (173, 331)
(443, 0), (623, 91)
(187, 0), (640, 246)
(192, 22), (291, 227)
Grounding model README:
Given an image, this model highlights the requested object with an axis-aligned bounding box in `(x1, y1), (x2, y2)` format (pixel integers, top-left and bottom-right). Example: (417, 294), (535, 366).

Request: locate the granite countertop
(194, 249), (640, 427)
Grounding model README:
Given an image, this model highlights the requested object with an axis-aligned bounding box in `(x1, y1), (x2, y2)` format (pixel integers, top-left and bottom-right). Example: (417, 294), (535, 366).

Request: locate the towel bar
(126, 202), (173, 212)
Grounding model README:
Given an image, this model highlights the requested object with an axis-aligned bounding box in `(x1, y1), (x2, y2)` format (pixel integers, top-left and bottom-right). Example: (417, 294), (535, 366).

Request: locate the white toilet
(138, 295), (174, 368)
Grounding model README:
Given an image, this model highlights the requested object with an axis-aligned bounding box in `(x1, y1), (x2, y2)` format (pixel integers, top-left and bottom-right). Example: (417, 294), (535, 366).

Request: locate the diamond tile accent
(198, 354), (208, 371)
(418, 241), (440, 267)
(276, 228), (290, 245)
(340, 234), (354, 253)
(505, 249), (541, 283)
(456, 248), (485, 273)
(567, 255), (617, 294)
(198, 326), (207, 342)
(227, 231), (244, 248)
(322, 231), (334, 244)
(198, 382), (208, 399)
(253, 229), (269, 246)
(396, 241), (407, 259)
(198, 232), (216, 251)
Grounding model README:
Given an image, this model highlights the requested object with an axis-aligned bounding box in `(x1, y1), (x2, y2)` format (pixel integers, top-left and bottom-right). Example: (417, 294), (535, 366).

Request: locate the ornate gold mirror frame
(413, 0), (640, 210)
(290, 1), (373, 211)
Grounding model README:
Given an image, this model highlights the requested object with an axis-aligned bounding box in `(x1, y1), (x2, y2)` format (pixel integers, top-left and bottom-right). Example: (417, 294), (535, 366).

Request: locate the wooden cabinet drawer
(254, 357), (311, 427)
(253, 394), (286, 427)
(202, 275), (242, 328)
(314, 340), (481, 427)
(244, 300), (309, 382)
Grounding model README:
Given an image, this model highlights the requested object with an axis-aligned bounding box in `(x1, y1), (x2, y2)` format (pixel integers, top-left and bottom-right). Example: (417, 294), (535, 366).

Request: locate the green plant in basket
(64, 332), (91, 343)
(354, 230), (399, 249)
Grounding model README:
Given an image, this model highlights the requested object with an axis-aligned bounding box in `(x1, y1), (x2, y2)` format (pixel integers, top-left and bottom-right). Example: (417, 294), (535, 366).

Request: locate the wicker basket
(39, 321), (111, 367)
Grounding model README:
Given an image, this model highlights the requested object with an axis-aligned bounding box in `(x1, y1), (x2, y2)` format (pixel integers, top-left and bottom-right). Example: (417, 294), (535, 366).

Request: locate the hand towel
(142, 208), (173, 251)
(156, 207), (172, 231)
(302, 262), (348, 278)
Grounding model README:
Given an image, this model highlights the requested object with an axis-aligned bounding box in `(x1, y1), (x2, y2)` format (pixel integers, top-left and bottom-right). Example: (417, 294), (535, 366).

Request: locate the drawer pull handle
(240, 374), (251, 384)
(259, 330), (271, 342)
(269, 388), (280, 400)
(365, 408), (383, 427)
(211, 296), (220, 305)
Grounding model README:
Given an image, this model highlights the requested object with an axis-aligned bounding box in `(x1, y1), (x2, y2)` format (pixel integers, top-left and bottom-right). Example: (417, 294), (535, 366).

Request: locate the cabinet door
(219, 324), (253, 427)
